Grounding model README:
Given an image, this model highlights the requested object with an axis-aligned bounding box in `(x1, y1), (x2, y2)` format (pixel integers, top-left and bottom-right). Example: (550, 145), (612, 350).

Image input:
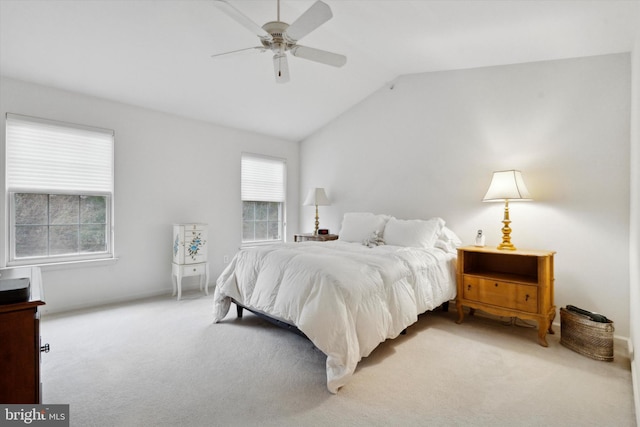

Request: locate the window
(5, 114), (114, 265)
(241, 154), (286, 244)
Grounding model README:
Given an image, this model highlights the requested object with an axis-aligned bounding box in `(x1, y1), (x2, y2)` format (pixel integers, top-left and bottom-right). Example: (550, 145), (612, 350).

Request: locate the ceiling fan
(212, 0), (347, 83)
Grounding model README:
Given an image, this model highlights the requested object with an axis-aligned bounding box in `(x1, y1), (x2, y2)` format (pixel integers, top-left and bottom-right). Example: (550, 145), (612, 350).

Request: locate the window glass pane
(15, 193), (48, 225)
(15, 225), (48, 257)
(268, 202), (279, 221)
(50, 194), (79, 225)
(12, 192), (110, 261)
(242, 221), (255, 241)
(81, 196), (106, 224)
(241, 201), (283, 242)
(255, 202), (268, 221)
(242, 202), (255, 221)
(80, 224), (106, 252)
(49, 225), (79, 255)
(254, 221), (268, 241)
(268, 221), (280, 240)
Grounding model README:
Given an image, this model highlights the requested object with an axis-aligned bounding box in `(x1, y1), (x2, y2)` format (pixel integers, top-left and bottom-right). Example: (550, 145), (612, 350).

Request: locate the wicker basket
(560, 307), (614, 361)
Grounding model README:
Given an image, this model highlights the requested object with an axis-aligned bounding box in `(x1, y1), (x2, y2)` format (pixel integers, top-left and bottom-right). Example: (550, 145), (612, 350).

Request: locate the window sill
(241, 240), (284, 249)
(8, 257), (119, 271)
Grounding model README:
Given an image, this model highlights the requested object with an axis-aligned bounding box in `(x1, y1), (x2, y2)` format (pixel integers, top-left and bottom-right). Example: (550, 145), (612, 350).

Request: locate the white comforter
(213, 241), (457, 393)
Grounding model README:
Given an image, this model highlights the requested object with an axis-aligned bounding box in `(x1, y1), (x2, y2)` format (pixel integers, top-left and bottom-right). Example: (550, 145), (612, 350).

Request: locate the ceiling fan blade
(273, 53), (290, 83)
(213, 0), (273, 42)
(290, 45), (346, 67)
(211, 46), (266, 59)
(284, 0), (332, 42)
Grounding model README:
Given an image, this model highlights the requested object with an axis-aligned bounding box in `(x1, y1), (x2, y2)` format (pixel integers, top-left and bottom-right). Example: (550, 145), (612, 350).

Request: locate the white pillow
(434, 226), (462, 253)
(383, 217), (445, 248)
(338, 213), (390, 243)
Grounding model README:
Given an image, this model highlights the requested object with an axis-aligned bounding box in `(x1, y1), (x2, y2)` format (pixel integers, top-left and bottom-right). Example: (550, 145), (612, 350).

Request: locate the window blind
(241, 154), (285, 202)
(5, 113), (114, 194)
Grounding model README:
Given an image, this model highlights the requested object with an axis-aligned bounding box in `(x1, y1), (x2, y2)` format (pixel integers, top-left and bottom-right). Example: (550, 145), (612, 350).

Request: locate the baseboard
(630, 339), (640, 426)
(40, 288), (171, 316)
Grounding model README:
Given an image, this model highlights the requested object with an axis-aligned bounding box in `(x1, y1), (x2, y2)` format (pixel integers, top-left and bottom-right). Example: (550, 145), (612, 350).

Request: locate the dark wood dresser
(0, 278), (45, 403)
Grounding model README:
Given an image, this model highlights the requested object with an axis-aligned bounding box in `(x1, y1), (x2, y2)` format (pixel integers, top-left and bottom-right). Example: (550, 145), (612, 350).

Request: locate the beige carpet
(40, 293), (635, 426)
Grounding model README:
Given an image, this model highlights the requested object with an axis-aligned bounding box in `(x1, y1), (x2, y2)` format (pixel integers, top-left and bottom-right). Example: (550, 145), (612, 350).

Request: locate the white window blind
(6, 113), (114, 194)
(241, 154), (285, 202)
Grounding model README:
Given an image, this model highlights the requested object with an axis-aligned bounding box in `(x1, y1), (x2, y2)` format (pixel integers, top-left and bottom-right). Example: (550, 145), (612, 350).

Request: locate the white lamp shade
(482, 170), (532, 202)
(304, 188), (331, 206)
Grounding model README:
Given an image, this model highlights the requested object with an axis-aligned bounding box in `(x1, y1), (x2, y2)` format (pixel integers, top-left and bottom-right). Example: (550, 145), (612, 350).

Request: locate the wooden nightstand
(294, 233), (338, 242)
(455, 246), (556, 347)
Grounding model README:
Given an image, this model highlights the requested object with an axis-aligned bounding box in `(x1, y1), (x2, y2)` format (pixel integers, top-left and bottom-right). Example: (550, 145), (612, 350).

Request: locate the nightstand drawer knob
(467, 284), (471, 291)
(494, 283), (499, 287)
(525, 294), (530, 301)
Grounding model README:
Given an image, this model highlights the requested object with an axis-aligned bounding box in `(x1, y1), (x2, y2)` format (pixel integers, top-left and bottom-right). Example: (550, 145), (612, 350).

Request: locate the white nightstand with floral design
(172, 224), (209, 300)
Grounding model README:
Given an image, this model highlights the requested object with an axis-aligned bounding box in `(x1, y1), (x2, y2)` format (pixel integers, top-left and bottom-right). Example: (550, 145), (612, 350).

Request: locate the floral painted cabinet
(173, 224), (207, 264)
(172, 224), (209, 300)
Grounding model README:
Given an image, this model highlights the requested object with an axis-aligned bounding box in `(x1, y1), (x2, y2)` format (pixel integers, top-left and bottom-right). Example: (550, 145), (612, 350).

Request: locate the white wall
(629, 8), (640, 424)
(0, 77), (299, 314)
(300, 54), (631, 337)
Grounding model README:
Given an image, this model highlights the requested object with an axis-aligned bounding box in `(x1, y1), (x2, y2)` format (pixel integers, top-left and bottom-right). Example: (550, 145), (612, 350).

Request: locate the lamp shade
(304, 188), (331, 206)
(482, 170), (532, 202)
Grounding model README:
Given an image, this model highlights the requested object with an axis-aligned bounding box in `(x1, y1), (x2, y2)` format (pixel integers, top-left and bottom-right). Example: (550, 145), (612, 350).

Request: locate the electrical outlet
(223, 255), (229, 263)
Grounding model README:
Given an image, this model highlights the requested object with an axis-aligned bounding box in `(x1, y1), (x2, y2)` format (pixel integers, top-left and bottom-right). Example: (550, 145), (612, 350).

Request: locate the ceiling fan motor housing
(261, 21), (295, 52)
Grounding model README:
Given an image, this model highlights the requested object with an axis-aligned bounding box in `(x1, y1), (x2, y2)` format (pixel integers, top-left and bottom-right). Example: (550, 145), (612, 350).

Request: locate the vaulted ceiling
(1, 1), (638, 141)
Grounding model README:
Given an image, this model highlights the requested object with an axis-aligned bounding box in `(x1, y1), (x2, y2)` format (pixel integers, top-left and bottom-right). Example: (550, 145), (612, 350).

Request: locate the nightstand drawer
(463, 276), (538, 313)
(181, 263), (207, 277)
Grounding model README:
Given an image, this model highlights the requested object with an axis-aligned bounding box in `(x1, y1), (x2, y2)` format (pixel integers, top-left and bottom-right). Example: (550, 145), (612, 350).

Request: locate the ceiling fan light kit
(213, 0), (347, 83)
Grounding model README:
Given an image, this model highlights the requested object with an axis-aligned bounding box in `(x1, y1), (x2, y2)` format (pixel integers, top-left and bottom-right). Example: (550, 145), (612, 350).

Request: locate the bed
(212, 213), (460, 393)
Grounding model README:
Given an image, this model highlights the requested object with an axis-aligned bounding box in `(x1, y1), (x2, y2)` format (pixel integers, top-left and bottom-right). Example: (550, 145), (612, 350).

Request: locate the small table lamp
(482, 170), (532, 250)
(304, 188), (331, 235)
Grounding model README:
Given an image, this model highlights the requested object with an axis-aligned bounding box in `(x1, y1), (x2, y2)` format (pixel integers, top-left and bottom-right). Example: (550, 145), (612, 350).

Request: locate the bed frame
(232, 299), (449, 339)
(232, 299), (309, 338)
